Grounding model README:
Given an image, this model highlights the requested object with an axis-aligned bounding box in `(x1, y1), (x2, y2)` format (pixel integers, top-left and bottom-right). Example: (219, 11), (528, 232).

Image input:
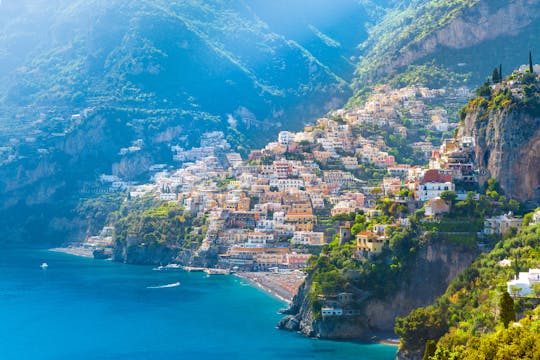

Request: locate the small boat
(203, 268), (230, 275)
(40, 262), (49, 269)
(146, 282), (181, 289)
(183, 266), (205, 272)
(164, 264), (181, 269)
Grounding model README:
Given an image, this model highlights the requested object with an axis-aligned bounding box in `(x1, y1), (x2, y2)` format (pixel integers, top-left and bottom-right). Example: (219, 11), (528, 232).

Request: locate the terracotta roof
(421, 169), (452, 184)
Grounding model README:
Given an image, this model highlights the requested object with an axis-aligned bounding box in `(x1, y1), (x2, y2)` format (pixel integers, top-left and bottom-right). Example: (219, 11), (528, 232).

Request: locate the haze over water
(0, 249), (396, 359)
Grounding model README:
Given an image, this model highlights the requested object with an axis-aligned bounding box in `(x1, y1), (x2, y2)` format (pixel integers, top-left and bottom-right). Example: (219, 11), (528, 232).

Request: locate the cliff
(460, 70), (540, 203)
(354, 0), (540, 90)
(278, 240), (477, 340)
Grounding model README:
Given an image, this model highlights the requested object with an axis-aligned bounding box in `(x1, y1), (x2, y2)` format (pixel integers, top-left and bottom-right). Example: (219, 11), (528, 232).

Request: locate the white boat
(40, 262), (48, 269)
(146, 282), (181, 289)
(204, 268), (230, 275)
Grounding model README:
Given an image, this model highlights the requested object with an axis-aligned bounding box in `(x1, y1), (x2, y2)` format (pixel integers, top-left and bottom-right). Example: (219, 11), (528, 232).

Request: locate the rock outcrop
(460, 72), (540, 204)
(278, 241), (477, 340)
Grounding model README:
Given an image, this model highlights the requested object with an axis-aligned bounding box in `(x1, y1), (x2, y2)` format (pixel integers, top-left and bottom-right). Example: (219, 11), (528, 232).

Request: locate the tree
(395, 306), (448, 351)
(499, 64), (503, 80)
(529, 50), (534, 73)
(532, 283), (540, 298)
(492, 67), (500, 84)
(440, 190), (457, 204)
(423, 340), (437, 360)
(499, 291), (515, 327)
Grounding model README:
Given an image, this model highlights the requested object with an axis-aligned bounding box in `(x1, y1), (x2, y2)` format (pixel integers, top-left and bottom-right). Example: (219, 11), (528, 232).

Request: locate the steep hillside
(0, 0), (383, 244)
(352, 0), (540, 93)
(460, 68), (540, 204)
(395, 223), (540, 360)
(0, 0), (373, 141)
(278, 224), (478, 340)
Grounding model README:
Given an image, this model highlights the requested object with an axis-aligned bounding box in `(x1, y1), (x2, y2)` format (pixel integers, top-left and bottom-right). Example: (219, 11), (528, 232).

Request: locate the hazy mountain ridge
(0, 0), (373, 139)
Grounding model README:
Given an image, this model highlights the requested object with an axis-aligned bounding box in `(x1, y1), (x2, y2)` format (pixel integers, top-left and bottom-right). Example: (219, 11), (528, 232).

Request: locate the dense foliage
(112, 198), (206, 251)
(396, 224), (540, 357)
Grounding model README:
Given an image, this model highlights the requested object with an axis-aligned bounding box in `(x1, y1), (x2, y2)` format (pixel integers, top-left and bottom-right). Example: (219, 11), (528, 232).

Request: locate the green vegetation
(464, 70), (540, 119)
(396, 224), (540, 357)
(112, 198), (206, 251)
(355, 0), (480, 86)
(431, 306), (540, 359)
(307, 206), (423, 316)
(76, 193), (126, 236)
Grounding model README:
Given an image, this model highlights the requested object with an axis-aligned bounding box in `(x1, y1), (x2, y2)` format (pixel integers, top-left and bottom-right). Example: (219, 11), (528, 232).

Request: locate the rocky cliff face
(278, 241), (477, 340)
(387, 0), (540, 73)
(463, 109), (540, 203)
(356, 0), (540, 88)
(460, 76), (540, 204)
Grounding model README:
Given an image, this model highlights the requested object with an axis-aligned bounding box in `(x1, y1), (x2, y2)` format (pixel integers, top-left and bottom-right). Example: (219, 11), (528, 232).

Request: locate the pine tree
(529, 50), (534, 73)
(500, 291), (515, 328)
(492, 67), (500, 83)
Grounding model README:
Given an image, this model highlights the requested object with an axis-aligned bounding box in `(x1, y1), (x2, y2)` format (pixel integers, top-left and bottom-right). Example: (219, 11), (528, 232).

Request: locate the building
(246, 232), (274, 247)
(321, 307), (343, 317)
(417, 169), (454, 201)
(424, 198), (451, 217)
(278, 131), (294, 146)
(285, 253), (312, 268)
(356, 232), (388, 255)
(291, 231), (325, 246)
(507, 269), (540, 296)
(484, 214), (523, 235)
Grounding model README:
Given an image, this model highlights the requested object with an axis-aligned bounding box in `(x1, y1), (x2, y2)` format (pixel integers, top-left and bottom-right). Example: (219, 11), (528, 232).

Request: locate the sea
(0, 249), (397, 360)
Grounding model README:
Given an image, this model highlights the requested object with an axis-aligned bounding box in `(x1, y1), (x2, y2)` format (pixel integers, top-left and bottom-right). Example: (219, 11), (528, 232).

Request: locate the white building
(278, 131), (294, 146)
(484, 214), (523, 235)
(246, 232), (274, 247)
(507, 269), (540, 296)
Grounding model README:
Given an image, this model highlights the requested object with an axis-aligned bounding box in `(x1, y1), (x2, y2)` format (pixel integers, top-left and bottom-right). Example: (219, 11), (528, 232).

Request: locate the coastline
(49, 246), (94, 258)
(235, 271), (306, 304)
(46, 247), (399, 348)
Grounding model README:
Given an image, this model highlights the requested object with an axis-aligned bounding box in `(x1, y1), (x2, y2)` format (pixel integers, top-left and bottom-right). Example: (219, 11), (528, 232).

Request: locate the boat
(146, 282), (181, 289)
(40, 262), (48, 269)
(183, 266), (205, 272)
(152, 264), (182, 271)
(203, 268), (230, 275)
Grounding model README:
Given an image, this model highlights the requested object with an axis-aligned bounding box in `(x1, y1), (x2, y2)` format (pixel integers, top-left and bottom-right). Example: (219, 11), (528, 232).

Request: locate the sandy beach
(49, 246), (95, 258)
(236, 271), (306, 303)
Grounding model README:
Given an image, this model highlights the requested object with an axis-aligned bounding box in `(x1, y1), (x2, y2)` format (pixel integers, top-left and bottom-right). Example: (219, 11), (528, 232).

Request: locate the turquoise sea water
(0, 249), (396, 360)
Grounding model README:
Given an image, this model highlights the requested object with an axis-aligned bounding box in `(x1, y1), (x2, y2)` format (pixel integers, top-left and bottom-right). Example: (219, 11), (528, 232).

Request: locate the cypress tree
(492, 67), (500, 83)
(499, 64), (503, 80)
(500, 291), (515, 327)
(529, 50), (534, 73)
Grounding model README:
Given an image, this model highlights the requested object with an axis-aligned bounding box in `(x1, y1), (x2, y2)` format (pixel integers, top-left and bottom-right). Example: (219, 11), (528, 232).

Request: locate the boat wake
(146, 282), (180, 289)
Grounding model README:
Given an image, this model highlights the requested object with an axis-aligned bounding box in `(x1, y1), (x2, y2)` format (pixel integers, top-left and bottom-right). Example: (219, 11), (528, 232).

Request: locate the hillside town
(67, 83), (540, 304)
(74, 86), (513, 269)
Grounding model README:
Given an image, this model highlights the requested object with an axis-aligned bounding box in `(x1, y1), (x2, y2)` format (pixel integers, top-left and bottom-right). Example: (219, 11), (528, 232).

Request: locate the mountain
(351, 0), (540, 94)
(0, 0), (374, 142)
(0, 0), (404, 244)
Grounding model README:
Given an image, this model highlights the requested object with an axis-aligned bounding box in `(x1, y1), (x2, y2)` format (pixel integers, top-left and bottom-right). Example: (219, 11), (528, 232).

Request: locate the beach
(49, 246), (94, 258)
(236, 271), (306, 303)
